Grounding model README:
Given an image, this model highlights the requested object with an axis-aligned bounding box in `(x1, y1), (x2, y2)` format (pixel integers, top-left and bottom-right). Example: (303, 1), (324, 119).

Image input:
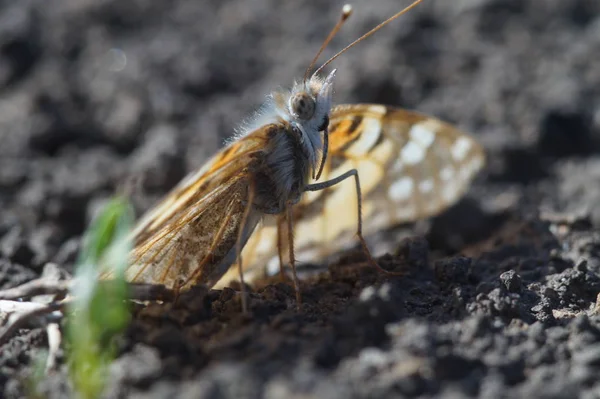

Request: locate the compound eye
(289, 92), (315, 120)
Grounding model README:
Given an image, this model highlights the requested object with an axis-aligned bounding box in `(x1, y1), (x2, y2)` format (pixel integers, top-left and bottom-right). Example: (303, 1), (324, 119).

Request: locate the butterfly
(101, 0), (485, 310)
(215, 104), (485, 288)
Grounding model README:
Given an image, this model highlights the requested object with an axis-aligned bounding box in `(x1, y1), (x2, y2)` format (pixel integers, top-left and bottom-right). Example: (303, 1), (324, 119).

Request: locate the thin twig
(46, 322), (61, 372)
(0, 279), (175, 303)
(0, 300), (53, 314)
(0, 278), (72, 300)
(0, 302), (64, 345)
(0, 279), (177, 345)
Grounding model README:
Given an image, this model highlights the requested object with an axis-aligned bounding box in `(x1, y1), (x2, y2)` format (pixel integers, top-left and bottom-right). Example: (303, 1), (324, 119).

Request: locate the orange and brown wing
(131, 132), (265, 244)
(218, 104), (485, 285)
(103, 128), (270, 290)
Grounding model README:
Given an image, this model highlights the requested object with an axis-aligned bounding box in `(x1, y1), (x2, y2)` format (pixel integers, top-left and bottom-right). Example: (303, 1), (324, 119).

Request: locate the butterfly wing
(217, 104), (485, 286)
(102, 129), (270, 290)
(311, 104), (486, 233)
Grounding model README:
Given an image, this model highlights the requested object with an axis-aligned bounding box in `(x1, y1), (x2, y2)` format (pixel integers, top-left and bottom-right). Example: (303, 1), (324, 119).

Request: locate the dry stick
(0, 300), (53, 313)
(0, 301), (64, 346)
(0, 278), (72, 300)
(0, 279), (176, 303)
(46, 322), (61, 372)
(0, 281), (177, 345)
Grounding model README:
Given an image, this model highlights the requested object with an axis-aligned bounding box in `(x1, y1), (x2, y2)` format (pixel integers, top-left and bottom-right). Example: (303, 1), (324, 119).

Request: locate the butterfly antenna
(303, 4), (353, 84)
(312, 0), (423, 78)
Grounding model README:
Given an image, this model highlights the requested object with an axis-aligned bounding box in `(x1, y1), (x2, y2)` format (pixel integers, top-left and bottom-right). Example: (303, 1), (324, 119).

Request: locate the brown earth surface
(1, 0), (600, 398)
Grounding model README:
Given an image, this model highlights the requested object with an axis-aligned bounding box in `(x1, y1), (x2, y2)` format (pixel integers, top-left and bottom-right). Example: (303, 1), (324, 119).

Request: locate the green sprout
(65, 196), (134, 399)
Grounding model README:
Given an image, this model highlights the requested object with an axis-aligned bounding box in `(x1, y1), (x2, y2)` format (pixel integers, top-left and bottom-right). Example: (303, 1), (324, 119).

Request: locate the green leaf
(66, 196), (134, 399)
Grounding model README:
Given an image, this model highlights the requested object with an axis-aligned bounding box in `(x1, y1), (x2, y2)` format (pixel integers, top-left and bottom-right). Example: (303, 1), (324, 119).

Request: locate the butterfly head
(272, 69), (335, 176)
(288, 69), (335, 133)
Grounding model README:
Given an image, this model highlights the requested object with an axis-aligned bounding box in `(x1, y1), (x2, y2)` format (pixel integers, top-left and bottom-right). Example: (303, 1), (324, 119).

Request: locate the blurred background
(1, 0), (600, 398)
(0, 0), (599, 265)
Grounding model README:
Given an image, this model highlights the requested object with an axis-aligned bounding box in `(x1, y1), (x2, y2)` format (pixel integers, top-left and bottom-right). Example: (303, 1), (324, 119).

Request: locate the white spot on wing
(388, 177), (413, 201)
(451, 137), (472, 161)
(419, 179), (434, 194)
(401, 141), (425, 165)
(440, 167), (455, 181)
(409, 124), (436, 149)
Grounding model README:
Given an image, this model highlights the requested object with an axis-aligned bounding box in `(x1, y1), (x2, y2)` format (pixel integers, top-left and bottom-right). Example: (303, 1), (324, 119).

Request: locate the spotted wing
(217, 104), (485, 285)
(102, 128), (270, 290)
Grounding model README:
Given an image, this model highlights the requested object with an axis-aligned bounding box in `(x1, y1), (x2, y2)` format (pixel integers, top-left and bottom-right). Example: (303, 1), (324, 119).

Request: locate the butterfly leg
(276, 214), (287, 282)
(305, 169), (398, 275)
(236, 181), (256, 313)
(285, 202), (302, 309)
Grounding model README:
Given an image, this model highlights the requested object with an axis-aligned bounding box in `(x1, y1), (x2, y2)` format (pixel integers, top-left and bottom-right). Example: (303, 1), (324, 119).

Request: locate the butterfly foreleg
(305, 169), (398, 275)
